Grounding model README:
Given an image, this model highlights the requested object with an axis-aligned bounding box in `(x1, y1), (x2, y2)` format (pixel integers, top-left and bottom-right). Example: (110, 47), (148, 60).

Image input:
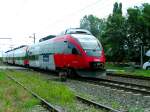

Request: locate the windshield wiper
(93, 43), (100, 51)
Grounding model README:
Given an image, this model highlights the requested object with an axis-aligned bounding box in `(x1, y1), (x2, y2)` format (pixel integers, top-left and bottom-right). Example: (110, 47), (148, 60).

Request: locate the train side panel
(28, 44), (40, 68)
(38, 40), (55, 70)
(14, 46), (28, 66)
(7, 50), (14, 64)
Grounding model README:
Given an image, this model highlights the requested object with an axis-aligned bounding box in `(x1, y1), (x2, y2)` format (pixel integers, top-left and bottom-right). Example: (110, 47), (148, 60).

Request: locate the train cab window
(68, 42), (74, 49)
(72, 48), (79, 55)
(66, 42), (80, 55)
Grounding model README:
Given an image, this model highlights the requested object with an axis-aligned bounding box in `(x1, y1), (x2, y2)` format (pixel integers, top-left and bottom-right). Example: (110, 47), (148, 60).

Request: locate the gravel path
(0, 66), (27, 70)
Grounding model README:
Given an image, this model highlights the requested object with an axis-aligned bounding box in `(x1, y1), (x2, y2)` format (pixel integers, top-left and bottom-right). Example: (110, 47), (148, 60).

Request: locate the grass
(106, 63), (150, 77)
(0, 71), (40, 112)
(1, 70), (102, 112)
(6, 70), (75, 106)
(128, 107), (144, 112)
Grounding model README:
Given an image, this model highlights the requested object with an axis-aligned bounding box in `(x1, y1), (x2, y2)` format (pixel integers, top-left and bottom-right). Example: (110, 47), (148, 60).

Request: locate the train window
(66, 42), (80, 55)
(71, 34), (102, 50)
(72, 48), (79, 55)
(54, 41), (65, 53)
(68, 42), (74, 49)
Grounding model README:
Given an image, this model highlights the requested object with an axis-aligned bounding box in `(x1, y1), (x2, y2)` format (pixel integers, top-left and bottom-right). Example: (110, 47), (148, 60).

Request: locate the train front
(71, 34), (106, 78)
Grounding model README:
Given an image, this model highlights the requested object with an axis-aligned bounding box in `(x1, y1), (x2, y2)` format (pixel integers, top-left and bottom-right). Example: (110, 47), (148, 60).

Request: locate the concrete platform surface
(0, 66), (27, 70)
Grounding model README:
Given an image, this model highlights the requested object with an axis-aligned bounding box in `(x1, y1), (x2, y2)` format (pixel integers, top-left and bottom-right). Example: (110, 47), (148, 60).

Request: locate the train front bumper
(76, 69), (106, 78)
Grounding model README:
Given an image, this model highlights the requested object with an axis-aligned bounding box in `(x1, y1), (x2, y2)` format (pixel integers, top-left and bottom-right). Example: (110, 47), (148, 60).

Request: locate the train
(3, 28), (106, 78)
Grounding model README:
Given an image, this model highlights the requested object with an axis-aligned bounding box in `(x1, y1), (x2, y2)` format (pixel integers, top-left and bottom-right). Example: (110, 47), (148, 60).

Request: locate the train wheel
(67, 69), (77, 78)
(25, 64), (29, 68)
(59, 72), (67, 82)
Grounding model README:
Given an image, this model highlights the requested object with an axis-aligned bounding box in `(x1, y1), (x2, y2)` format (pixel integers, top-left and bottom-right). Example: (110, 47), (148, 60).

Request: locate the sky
(0, 0), (150, 54)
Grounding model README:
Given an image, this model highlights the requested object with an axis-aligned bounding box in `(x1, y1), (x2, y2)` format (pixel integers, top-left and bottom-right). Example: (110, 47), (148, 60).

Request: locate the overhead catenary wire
(46, 0), (109, 28)
(0, 38), (12, 39)
(1, 0), (113, 50)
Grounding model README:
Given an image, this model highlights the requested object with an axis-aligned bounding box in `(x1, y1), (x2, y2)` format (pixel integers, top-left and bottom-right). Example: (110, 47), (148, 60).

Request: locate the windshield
(72, 34), (102, 57)
(72, 34), (102, 50)
(80, 40), (101, 50)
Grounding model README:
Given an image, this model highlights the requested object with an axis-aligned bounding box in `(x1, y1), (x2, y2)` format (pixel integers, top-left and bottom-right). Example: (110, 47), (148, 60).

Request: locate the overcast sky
(0, 0), (150, 53)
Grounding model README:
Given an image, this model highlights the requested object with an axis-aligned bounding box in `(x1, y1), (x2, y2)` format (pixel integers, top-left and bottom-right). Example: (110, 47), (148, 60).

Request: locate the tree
(126, 3), (150, 62)
(142, 3), (150, 45)
(113, 2), (122, 15)
(102, 2), (126, 61)
(80, 15), (106, 39)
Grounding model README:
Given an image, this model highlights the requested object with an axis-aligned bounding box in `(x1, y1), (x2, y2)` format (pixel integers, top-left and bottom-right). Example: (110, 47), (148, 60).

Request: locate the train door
(64, 42), (83, 69)
(53, 40), (68, 68)
(39, 42), (55, 70)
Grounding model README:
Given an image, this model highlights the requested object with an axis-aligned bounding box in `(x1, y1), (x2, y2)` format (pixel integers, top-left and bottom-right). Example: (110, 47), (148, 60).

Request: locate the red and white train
(3, 28), (106, 78)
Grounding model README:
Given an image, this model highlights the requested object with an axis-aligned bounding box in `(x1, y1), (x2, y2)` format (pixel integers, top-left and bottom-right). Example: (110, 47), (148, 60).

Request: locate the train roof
(60, 28), (92, 35)
(5, 45), (28, 53)
(39, 35), (56, 42)
(38, 28), (92, 43)
(13, 45), (28, 50)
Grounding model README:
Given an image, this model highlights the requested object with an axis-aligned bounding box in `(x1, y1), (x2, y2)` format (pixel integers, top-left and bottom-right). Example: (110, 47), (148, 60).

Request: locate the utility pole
(140, 42), (143, 68)
(29, 33), (36, 44)
(33, 33), (35, 43)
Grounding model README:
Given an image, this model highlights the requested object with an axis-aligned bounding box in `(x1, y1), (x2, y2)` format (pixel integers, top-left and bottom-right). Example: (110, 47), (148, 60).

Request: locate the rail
(6, 74), (62, 112)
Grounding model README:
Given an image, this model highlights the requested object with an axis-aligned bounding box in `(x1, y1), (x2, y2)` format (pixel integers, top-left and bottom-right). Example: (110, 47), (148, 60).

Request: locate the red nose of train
(85, 49), (106, 70)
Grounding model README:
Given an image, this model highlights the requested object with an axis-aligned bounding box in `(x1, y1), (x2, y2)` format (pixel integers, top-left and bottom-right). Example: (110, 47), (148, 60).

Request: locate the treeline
(80, 2), (150, 63)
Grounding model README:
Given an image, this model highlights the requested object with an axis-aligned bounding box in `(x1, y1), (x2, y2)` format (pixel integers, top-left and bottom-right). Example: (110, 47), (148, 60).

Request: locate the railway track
(75, 95), (121, 112)
(74, 77), (150, 96)
(33, 68), (150, 89)
(6, 73), (121, 112)
(107, 73), (150, 81)
(5, 66), (150, 111)
(6, 74), (62, 112)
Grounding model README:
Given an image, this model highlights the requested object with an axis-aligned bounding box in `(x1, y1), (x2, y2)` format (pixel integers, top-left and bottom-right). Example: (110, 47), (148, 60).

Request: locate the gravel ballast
(62, 79), (150, 111)
(105, 74), (150, 87)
